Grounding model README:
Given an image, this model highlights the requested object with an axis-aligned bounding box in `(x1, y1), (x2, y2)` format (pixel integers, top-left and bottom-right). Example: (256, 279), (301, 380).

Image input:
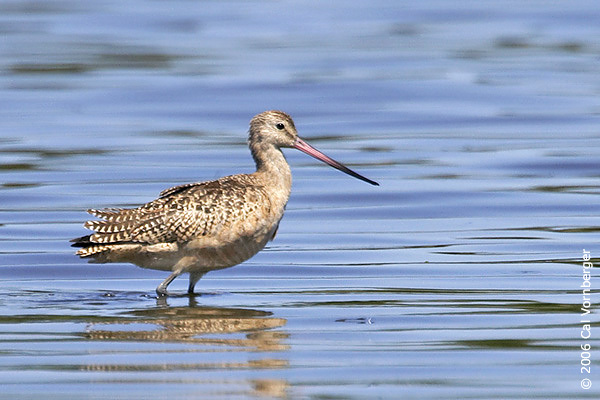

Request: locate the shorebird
(72, 110), (378, 296)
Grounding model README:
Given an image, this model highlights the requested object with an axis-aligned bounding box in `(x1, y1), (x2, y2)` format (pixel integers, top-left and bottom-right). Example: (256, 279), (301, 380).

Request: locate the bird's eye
(275, 123), (285, 130)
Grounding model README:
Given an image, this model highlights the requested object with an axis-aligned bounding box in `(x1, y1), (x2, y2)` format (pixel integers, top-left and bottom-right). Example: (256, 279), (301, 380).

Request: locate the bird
(71, 110), (378, 296)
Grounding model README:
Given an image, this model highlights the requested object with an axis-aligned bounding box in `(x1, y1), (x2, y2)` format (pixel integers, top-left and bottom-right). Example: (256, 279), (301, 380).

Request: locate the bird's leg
(156, 271), (181, 297)
(188, 272), (205, 295)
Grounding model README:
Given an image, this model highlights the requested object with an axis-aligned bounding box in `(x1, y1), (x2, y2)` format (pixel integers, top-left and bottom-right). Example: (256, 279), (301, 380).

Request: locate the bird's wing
(85, 176), (272, 245)
(158, 181), (204, 198)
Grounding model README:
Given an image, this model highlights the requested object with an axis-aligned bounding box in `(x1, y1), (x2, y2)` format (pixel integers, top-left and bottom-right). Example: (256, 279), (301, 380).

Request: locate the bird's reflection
(84, 297), (289, 398)
(86, 299), (288, 350)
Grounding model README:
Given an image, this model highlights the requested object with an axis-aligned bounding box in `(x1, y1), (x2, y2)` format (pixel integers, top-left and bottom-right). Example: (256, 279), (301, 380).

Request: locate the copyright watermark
(580, 249), (593, 390)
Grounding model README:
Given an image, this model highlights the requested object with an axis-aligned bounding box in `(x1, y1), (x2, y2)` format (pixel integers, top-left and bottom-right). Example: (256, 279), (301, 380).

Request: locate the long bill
(293, 137), (379, 186)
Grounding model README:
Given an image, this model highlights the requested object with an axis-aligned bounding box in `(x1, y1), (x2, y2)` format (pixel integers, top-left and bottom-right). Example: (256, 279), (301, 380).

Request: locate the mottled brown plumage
(72, 110), (378, 296)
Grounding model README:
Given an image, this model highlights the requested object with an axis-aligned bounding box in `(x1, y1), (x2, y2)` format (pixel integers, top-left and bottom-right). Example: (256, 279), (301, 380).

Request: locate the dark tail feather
(71, 235), (92, 248)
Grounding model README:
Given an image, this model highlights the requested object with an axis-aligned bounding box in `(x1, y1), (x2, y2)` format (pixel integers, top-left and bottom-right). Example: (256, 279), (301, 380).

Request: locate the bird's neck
(251, 142), (292, 195)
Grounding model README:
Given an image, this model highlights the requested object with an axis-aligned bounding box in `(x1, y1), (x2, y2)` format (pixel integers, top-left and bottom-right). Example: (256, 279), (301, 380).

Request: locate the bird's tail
(70, 235), (111, 257)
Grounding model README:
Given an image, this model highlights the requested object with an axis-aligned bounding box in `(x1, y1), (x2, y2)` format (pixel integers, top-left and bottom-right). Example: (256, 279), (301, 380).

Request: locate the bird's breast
(182, 177), (290, 269)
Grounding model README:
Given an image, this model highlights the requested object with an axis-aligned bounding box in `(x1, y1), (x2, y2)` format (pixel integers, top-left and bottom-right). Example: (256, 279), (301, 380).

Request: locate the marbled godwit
(72, 111), (378, 296)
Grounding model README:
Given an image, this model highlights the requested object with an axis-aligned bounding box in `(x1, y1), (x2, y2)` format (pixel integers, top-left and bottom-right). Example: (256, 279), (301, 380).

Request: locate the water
(1, 1), (599, 399)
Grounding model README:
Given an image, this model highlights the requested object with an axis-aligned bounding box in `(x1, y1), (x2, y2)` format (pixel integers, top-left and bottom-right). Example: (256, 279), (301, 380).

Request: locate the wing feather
(82, 175), (271, 246)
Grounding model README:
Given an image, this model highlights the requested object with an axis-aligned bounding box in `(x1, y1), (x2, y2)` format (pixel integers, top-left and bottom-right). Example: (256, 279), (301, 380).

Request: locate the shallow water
(1, 1), (599, 399)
